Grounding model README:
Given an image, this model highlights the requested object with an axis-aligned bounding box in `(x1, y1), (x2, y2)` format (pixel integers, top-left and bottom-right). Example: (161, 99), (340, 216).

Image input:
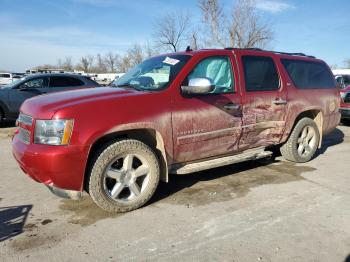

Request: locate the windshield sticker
(163, 57), (180, 66)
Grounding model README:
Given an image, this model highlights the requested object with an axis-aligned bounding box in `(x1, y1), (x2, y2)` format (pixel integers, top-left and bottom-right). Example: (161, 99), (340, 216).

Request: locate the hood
(21, 87), (141, 119)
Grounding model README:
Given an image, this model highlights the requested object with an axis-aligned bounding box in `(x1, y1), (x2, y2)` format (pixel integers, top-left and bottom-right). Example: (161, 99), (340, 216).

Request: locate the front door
(172, 55), (242, 163)
(237, 54), (288, 150)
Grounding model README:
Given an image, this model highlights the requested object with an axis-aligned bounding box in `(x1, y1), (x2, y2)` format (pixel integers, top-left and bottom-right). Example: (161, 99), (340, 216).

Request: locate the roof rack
(224, 47), (315, 58)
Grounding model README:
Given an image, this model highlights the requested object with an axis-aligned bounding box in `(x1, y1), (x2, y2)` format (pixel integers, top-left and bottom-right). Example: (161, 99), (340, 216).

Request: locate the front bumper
(340, 107), (350, 119)
(12, 134), (90, 194)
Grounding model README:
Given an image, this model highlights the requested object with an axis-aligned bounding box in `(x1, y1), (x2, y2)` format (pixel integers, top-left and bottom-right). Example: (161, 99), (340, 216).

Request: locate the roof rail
(225, 47), (263, 51)
(268, 50), (316, 59)
(224, 47), (315, 58)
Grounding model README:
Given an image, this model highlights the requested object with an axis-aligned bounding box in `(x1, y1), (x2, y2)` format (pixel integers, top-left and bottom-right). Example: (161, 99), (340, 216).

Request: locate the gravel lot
(0, 124), (349, 262)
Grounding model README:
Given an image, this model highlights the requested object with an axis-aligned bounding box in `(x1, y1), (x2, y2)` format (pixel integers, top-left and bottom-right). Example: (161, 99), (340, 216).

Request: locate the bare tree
(57, 58), (63, 69)
(153, 11), (191, 52)
(62, 57), (73, 71)
(95, 53), (107, 73)
(198, 0), (227, 47)
(199, 0), (273, 48)
(117, 55), (132, 73)
(79, 55), (94, 73)
(143, 41), (159, 58)
(128, 44), (145, 67)
(104, 52), (119, 72)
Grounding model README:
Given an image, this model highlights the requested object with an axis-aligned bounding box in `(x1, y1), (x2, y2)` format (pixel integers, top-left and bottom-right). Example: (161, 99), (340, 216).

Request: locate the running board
(170, 148), (273, 175)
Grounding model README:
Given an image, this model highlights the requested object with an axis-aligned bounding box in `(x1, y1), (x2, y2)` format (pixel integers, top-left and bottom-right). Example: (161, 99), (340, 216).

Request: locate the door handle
(272, 98), (287, 105)
(223, 103), (241, 110)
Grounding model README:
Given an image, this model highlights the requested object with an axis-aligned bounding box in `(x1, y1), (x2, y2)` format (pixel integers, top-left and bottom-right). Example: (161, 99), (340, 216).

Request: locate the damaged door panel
(172, 54), (243, 163)
(237, 53), (288, 150)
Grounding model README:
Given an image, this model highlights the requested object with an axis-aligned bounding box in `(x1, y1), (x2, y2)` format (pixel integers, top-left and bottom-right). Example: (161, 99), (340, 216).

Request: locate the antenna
(186, 46), (193, 52)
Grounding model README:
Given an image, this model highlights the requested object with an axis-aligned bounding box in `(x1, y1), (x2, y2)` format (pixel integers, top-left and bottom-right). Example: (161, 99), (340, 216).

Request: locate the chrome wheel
(296, 125), (317, 158)
(103, 154), (151, 203)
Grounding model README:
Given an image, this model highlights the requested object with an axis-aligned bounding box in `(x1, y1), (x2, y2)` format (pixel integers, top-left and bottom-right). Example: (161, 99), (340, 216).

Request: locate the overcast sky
(0, 0), (349, 71)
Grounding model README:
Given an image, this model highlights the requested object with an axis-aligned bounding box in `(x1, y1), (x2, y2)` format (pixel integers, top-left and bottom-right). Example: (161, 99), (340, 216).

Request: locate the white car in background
(0, 73), (14, 86)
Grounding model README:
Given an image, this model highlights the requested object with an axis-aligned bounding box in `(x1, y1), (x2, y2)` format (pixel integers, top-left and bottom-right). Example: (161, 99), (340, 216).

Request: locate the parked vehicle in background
(335, 75), (345, 89)
(340, 91), (350, 123)
(332, 69), (350, 99)
(13, 48), (340, 213)
(0, 73), (100, 122)
(90, 73), (125, 86)
(0, 73), (14, 86)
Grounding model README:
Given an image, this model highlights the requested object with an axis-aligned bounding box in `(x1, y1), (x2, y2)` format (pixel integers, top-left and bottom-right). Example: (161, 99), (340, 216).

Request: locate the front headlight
(34, 119), (74, 145)
(340, 92), (346, 100)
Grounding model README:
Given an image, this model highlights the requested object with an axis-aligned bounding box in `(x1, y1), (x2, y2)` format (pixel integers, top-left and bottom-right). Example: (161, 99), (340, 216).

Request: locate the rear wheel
(88, 139), (160, 213)
(280, 118), (320, 163)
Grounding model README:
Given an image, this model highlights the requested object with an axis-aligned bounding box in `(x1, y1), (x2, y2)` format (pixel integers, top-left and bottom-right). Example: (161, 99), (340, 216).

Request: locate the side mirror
(181, 78), (215, 95)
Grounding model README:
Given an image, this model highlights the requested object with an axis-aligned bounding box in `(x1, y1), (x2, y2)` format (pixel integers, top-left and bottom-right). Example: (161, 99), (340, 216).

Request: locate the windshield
(112, 55), (191, 91)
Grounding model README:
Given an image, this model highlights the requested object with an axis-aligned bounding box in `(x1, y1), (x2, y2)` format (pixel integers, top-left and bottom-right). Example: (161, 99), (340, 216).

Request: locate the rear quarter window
(281, 59), (335, 89)
(49, 76), (84, 87)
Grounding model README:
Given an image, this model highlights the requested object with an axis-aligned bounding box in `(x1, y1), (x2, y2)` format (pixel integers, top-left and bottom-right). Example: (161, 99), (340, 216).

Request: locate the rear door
(237, 53), (288, 150)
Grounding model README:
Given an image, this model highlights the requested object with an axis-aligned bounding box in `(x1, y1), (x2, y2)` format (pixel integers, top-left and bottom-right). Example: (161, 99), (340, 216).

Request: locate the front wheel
(280, 118), (320, 163)
(88, 139), (160, 213)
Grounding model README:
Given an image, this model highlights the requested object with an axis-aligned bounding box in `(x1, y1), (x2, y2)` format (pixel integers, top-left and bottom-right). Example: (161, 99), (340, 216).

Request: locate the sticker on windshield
(163, 57), (180, 66)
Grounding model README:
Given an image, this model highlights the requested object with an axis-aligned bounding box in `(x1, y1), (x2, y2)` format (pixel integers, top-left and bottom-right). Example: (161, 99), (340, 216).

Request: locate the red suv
(12, 48), (340, 212)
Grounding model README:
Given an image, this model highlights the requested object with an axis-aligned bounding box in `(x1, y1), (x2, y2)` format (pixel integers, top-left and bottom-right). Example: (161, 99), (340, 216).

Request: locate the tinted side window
(49, 76), (84, 87)
(66, 77), (84, 86)
(281, 59), (335, 89)
(187, 56), (234, 94)
(242, 56), (279, 91)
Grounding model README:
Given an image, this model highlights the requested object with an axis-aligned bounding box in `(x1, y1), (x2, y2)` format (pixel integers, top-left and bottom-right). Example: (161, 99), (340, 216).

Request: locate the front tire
(88, 139), (160, 213)
(280, 118), (320, 163)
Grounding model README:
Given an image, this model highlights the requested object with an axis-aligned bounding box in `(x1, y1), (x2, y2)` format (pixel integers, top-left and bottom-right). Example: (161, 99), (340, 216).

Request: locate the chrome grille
(18, 114), (33, 126)
(19, 128), (31, 144)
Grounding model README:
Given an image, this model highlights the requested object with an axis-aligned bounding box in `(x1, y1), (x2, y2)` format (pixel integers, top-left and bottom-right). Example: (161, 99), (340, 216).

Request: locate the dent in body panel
(239, 95), (287, 150)
(172, 95), (242, 163)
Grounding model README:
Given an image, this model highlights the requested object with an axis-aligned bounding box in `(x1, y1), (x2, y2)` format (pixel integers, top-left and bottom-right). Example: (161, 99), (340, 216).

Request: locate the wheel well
(84, 129), (168, 191)
(293, 110), (323, 147)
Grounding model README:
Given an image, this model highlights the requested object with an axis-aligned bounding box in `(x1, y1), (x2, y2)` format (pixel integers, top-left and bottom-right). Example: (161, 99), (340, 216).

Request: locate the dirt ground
(0, 124), (349, 262)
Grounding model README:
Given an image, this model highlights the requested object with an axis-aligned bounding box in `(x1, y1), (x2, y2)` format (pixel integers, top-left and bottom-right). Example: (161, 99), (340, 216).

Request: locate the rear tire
(88, 139), (160, 213)
(280, 118), (320, 163)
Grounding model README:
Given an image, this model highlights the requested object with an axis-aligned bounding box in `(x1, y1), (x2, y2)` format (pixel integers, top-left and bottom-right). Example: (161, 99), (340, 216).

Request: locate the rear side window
(49, 76), (84, 87)
(242, 56), (279, 91)
(281, 59), (335, 89)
